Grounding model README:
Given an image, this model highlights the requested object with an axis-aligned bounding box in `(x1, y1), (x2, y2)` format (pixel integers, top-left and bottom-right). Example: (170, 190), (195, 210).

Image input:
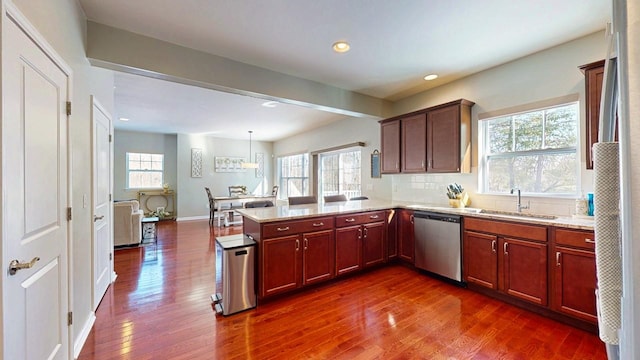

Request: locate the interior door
(92, 97), (113, 310)
(2, 6), (70, 360)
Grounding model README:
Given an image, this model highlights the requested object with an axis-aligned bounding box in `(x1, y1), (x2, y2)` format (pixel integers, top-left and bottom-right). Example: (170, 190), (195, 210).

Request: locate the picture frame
(371, 149), (381, 178)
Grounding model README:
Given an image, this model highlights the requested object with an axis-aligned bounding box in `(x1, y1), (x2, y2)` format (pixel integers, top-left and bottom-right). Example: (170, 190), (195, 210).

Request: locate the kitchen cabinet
(398, 209), (414, 263)
(335, 211), (386, 275)
(259, 216), (335, 298)
(378, 99), (473, 175)
(380, 120), (401, 173)
(427, 100), (472, 173)
(401, 113), (427, 172)
(386, 209), (398, 260)
(464, 217), (548, 306)
(551, 228), (597, 323)
(579, 60), (605, 170)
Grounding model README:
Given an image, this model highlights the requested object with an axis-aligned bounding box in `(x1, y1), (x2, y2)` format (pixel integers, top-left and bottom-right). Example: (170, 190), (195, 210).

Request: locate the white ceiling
(79, 0), (610, 140)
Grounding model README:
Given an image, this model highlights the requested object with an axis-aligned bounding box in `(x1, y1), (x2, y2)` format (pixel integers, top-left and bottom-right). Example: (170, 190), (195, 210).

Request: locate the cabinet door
(401, 113), (427, 172)
(583, 61), (604, 169)
(302, 230), (335, 285)
(427, 104), (460, 173)
(362, 222), (386, 268)
(335, 225), (362, 276)
(463, 231), (498, 289)
(381, 120), (401, 173)
(553, 246), (597, 323)
(398, 210), (415, 263)
(261, 235), (301, 297)
(386, 210), (398, 260)
(501, 237), (548, 306)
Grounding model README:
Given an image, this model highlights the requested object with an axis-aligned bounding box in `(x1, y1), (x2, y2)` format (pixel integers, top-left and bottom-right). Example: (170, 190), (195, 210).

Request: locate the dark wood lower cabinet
(398, 210), (414, 263)
(261, 235), (301, 297)
(501, 237), (548, 306)
(362, 222), (386, 267)
(335, 225), (362, 276)
(463, 231), (498, 289)
(553, 246), (597, 322)
(302, 230), (335, 285)
(386, 210), (398, 260)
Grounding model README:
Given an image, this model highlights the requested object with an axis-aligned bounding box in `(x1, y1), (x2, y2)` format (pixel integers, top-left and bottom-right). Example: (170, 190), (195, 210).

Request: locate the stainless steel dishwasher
(414, 211), (462, 283)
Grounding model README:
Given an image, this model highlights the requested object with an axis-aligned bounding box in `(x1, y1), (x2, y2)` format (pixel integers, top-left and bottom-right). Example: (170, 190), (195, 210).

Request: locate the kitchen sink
(479, 209), (557, 220)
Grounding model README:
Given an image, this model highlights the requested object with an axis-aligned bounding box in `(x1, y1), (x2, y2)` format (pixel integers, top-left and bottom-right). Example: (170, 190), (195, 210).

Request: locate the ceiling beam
(86, 21), (392, 119)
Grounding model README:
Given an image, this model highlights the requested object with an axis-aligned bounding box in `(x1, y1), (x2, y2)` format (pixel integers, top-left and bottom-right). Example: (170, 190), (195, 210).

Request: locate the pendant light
(241, 130), (259, 169)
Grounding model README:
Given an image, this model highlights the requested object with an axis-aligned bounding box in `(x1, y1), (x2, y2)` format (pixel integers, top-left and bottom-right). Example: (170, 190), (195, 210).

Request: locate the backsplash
(391, 170), (579, 217)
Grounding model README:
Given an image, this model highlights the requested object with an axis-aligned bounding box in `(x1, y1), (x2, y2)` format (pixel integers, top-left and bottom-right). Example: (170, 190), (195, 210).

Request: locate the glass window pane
(513, 111), (543, 151)
(545, 105), (578, 148)
(487, 153), (577, 194)
(488, 117), (512, 154)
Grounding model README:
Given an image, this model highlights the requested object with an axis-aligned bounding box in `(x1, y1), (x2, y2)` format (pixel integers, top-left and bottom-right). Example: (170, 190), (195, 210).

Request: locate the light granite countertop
(236, 199), (594, 231)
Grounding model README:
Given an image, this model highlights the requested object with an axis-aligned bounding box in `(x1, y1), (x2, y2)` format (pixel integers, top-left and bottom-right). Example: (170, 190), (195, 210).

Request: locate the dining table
(213, 194), (277, 227)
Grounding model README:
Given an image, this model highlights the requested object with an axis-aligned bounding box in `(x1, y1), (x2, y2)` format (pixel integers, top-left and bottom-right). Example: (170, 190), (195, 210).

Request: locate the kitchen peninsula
(238, 199), (598, 331)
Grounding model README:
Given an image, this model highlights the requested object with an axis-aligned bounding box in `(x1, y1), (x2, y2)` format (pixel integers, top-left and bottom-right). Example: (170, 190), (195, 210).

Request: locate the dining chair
(350, 196), (369, 200)
(228, 185), (246, 197)
(271, 185), (279, 197)
(244, 200), (274, 208)
(288, 196), (317, 205)
(204, 187), (215, 226)
(226, 185), (246, 225)
(324, 194), (347, 202)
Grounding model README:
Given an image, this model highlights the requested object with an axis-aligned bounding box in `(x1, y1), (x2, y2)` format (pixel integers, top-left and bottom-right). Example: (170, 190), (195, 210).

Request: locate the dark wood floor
(78, 220), (606, 360)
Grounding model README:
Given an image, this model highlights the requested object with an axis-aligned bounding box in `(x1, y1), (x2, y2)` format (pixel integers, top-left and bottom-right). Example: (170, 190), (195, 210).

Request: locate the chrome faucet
(510, 188), (530, 212)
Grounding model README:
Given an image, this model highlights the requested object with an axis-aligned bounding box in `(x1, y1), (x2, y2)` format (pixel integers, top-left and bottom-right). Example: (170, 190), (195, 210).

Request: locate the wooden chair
(271, 185), (279, 197)
(288, 196), (317, 205)
(204, 187), (215, 226)
(228, 185), (246, 197)
(226, 185), (246, 226)
(324, 194), (347, 202)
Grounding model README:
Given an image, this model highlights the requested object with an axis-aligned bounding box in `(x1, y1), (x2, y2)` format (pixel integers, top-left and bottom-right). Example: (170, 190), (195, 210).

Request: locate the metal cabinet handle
(428, 159), (432, 169)
(94, 215), (104, 222)
(410, 215), (414, 224)
(358, 228), (362, 239)
(503, 242), (508, 255)
(304, 238), (308, 250)
(295, 239), (299, 251)
(9, 257), (40, 275)
(396, 161), (399, 170)
(312, 222), (324, 227)
(421, 160), (425, 168)
(369, 215), (379, 219)
(491, 240), (496, 253)
(364, 227), (368, 238)
(345, 218), (356, 222)
(585, 238), (595, 244)
(277, 226), (290, 231)
(556, 252), (561, 266)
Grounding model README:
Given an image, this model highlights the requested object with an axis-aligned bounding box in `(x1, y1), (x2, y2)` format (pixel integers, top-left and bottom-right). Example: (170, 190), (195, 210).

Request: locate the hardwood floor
(78, 220), (606, 359)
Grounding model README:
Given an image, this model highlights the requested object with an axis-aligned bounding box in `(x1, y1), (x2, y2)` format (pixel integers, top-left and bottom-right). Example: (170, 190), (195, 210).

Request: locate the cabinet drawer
(263, 217), (334, 238)
(555, 228), (595, 250)
(335, 211), (386, 227)
(464, 217), (547, 242)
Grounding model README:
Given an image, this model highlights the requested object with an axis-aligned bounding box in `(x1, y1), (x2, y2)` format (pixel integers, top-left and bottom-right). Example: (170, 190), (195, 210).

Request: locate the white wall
(274, 117), (393, 200)
(9, 0), (115, 355)
(386, 31), (607, 216)
(176, 134), (274, 219)
(113, 130), (178, 201)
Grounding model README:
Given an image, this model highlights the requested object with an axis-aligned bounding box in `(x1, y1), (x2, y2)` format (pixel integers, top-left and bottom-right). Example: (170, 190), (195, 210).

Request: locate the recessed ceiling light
(119, 117), (130, 122)
(262, 101), (278, 108)
(332, 41), (350, 53)
(424, 74), (438, 81)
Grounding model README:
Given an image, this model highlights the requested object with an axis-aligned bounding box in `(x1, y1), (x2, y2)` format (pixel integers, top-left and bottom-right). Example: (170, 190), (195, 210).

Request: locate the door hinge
(109, 134), (112, 142)
(66, 101), (71, 116)
(67, 312), (73, 326)
(109, 252), (113, 260)
(109, 194), (112, 201)
(67, 207), (72, 221)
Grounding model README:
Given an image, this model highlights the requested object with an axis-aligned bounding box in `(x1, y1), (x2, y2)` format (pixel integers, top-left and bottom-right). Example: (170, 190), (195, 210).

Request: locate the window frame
(478, 101), (581, 197)
(317, 147), (362, 200)
(125, 152), (165, 190)
(277, 153), (310, 199)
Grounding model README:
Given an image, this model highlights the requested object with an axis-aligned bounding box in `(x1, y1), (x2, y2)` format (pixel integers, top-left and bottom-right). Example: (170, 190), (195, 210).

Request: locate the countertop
(236, 199), (594, 231)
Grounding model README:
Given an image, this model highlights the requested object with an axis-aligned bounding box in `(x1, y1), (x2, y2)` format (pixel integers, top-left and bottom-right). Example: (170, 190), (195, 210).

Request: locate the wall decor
(215, 156), (247, 172)
(191, 148), (203, 177)
(255, 152), (265, 178)
(371, 149), (381, 178)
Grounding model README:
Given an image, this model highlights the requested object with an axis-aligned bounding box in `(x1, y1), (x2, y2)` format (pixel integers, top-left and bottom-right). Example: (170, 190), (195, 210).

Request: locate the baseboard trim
(176, 215), (210, 222)
(73, 312), (96, 359)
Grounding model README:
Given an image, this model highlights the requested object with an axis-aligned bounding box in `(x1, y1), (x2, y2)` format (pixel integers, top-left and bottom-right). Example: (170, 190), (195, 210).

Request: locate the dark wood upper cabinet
(401, 113), (427, 172)
(380, 120), (401, 173)
(379, 99), (473, 174)
(579, 60), (605, 170)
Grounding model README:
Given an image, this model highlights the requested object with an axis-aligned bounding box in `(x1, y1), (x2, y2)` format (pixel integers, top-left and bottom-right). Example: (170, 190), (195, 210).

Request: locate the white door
(2, 5), (71, 360)
(92, 97), (113, 310)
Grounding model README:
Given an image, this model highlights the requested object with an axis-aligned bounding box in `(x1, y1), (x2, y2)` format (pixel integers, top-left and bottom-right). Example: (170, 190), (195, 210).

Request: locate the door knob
(9, 257), (40, 275)
(94, 215), (105, 222)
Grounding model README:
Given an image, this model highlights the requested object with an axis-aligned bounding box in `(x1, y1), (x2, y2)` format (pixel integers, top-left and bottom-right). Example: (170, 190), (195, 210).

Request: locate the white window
(319, 149), (361, 200)
(278, 153), (309, 199)
(126, 152), (164, 189)
(480, 102), (579, 196)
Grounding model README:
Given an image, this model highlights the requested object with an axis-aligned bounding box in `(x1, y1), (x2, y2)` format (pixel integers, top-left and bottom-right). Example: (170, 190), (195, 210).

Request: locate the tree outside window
(126, 152), (164, 189)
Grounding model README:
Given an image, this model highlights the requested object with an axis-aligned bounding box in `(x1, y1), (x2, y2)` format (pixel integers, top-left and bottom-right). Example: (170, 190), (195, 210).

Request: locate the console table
(138, 190), (176, 220)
